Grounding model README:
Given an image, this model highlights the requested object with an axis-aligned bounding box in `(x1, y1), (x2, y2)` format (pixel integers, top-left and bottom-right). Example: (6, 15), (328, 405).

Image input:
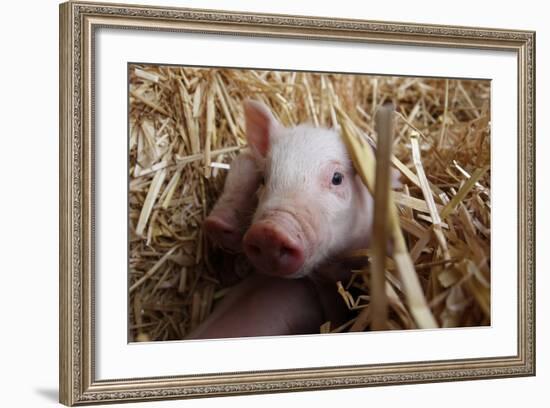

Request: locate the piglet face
(242, 101), (373, 278)
(204, 149), (262, 253)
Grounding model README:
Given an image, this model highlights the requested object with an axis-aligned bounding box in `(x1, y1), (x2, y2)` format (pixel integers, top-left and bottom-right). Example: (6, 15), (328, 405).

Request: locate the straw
(370, 103), (395, 330)
(128, 65), (491, 340)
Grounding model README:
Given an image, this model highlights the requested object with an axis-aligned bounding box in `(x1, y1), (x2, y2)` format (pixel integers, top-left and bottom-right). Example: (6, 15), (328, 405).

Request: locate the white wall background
(0, 0), (546, 406)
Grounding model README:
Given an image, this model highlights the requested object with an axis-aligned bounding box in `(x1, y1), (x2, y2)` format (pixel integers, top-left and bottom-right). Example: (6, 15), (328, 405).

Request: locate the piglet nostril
(221, 228), (234, 236)
(279, 244), (296, 259)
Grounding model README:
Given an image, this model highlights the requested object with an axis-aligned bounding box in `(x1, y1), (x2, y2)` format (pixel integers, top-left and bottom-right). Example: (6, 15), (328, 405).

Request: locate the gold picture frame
(59, 1), (535, 405)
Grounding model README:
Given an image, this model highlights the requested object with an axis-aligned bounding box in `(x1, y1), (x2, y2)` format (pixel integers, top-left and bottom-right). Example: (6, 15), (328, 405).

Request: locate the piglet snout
(243, 220), (305, 277)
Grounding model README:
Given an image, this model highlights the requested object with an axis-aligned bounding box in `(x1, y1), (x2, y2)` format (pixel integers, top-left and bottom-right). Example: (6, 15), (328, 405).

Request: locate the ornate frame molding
(59, 1), (535, 405)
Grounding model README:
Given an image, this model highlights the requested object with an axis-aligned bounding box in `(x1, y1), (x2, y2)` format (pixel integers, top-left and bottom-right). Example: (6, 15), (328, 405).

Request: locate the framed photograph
(59, 1), (535, 405)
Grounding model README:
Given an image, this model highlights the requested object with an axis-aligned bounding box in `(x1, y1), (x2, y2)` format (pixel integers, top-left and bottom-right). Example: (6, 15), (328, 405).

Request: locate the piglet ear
(244, 100), (279, 158)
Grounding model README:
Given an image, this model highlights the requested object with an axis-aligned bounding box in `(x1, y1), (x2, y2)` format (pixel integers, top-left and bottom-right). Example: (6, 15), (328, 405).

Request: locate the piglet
(186, 273), (325, 339)
(242, 101), (377, 280)
(204, 149), (262, 253)
(203, 148), (263, 285)
(191, 101), (399, 339)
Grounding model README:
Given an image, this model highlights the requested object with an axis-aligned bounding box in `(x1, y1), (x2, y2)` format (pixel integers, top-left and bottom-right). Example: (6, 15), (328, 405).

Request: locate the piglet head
(242, 101), (374, 279)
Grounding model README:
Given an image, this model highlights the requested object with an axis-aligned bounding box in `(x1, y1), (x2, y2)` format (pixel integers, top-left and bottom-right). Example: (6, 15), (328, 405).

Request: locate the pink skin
(186, 266), (351, 340)
(242, 100), (380, 279)
(204, 149), (262, 253)
(186, 274), (324, 339)
(243, 215), (305, 277)
(192, 101), (401, 339)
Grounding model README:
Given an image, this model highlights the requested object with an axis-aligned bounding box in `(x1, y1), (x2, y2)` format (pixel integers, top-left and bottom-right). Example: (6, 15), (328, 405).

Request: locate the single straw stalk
(370, 103), (394, 331)
(136, 168), (167, 237)
(438, 79), (449, 149)
(440, 166), (489, 220)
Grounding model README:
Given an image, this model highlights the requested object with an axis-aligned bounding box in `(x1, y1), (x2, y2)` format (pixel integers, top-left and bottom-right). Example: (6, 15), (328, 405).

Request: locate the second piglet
(204, 149), (262, 253)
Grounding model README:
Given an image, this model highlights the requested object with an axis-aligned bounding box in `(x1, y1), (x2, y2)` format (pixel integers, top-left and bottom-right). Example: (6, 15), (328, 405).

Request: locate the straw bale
(129, 64), (491, 340)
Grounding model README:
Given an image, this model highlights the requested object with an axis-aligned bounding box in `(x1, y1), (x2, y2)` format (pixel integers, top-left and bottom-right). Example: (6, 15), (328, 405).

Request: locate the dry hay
(128, 64), (491, 341)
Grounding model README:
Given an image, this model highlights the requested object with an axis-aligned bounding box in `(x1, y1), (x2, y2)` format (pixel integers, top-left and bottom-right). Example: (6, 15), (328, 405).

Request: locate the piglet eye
(331, 172), (344, 185)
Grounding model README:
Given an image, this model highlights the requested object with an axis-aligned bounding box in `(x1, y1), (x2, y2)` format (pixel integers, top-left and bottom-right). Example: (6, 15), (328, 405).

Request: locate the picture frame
(59, 1), (535, 405)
